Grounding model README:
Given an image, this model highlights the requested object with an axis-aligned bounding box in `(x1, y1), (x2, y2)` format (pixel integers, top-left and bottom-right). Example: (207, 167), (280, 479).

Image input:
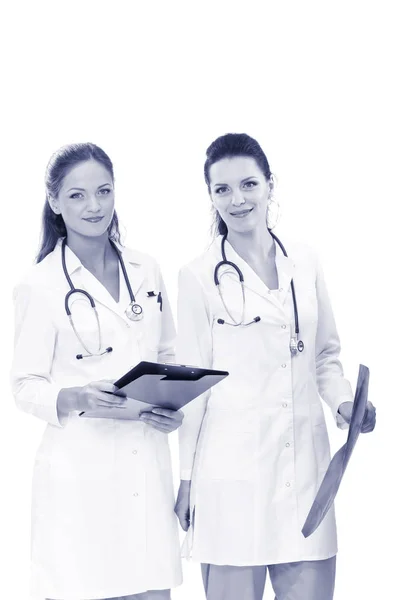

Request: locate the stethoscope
(62, 238), (144, 360)
(214, 230), (304, 355)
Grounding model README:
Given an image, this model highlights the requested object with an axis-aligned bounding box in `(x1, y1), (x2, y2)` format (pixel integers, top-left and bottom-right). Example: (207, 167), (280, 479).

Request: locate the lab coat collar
(53, 238), (146, 318)
(211, 235), (296, 304)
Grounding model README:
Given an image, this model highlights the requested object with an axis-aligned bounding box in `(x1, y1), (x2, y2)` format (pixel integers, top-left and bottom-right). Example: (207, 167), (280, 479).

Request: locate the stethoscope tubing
(61, 238), (142, 359)
(215, 230), (301, 339)
(61, 238), (136, 307)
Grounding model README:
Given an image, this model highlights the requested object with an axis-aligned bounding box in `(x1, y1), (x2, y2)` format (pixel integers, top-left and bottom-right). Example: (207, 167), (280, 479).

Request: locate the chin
(70, 223), (111, 238)
(226, 218), (259, 234)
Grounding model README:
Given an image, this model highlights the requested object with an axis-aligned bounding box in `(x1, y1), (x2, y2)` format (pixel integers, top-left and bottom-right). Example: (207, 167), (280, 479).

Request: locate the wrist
(338, 401), (353, 415)
(57, 387), (81, 416)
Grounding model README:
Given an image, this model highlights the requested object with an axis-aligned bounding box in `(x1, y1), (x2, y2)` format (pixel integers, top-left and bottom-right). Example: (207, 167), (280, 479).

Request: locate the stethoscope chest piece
(125, 301), (144, 321)
(290, 337), (305, 355)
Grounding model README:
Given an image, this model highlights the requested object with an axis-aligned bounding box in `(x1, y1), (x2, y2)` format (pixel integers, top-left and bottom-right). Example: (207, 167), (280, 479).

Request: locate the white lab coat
(177, 236), (353, 566)
(11, 239), (182, 600)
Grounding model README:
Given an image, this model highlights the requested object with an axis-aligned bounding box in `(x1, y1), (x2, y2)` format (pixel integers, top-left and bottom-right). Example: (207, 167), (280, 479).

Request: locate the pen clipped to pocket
(147, 290), (163, 311)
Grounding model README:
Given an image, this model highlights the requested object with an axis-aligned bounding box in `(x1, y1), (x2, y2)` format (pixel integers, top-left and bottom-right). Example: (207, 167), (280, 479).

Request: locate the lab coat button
(282, 402), (288, 408)
(132, 450), (138, 455)
(281, 363), (287, 368)
(133, 492), (139, 497)
(281, 325), (287, 329)
(286, 482), (291, 487)
(279, 288), (283, 292)
(285, 442), (290, 447)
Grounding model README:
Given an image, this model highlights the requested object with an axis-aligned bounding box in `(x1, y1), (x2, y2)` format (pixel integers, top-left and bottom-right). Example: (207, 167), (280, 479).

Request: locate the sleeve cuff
(333, 395), (353, 430)
(335, 410), (350, 430)
(14, 382), (66, 428)
(180, 469), (193, 480)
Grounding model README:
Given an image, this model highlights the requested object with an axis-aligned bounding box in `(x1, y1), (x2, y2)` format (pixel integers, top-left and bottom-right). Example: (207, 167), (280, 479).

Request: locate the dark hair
(204, 133), (273, 236)
(36, 143), (121, 263)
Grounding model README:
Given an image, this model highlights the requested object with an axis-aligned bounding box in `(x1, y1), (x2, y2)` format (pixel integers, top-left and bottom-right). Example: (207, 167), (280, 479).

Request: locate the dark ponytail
(37, 143), (121, 263)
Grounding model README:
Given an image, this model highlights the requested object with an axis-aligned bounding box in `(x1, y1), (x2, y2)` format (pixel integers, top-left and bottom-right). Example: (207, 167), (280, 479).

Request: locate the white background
(0, 1), (398, 598)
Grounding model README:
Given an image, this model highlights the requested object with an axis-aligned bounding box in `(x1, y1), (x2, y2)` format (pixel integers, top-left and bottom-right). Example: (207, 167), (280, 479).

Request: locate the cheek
(251, 190), (269, 207)
(105, 196), (115, 213)
(212, 197), (230, 216)
(60, 202), (82, 225)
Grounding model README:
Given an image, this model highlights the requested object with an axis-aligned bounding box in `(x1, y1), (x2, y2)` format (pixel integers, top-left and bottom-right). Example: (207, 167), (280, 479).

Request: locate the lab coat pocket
(199, 429), (256, 481)
(313, 421), (331, 473)
(140, 293), (162, 355)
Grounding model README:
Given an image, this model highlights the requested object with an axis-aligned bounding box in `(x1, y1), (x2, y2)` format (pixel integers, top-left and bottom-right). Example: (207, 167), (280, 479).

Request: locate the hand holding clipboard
(79, 361), (229, 421)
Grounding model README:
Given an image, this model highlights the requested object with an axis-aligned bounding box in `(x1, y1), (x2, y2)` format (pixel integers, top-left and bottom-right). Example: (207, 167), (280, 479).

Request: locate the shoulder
(13, 251), (59, 301)
(178, 239), (218, 290)
(180, 238), (220, 275)
(121, 246), (161, 274)
(277, 236), (319, 269)
(289, 241), (318, 262)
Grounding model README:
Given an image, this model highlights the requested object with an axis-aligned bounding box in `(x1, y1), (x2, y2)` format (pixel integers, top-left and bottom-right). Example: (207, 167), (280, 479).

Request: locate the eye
(98, 188), (112, 196)
(243, 180), (258, 189)
(215, 186), (229, 195)
(70, 192), (84, 199)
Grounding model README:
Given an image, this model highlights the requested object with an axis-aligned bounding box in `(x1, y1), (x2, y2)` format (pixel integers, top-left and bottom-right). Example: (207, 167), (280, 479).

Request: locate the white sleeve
(156, 265), (176, 364)
(314, 258), (353, 429)
(177, 265), (212, 480)
(10, 282), (64, 427)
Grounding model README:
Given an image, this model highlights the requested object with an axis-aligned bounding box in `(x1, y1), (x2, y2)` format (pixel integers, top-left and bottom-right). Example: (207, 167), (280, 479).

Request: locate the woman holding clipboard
(174, 133), (376, 599)
(11, 143), (183, 600)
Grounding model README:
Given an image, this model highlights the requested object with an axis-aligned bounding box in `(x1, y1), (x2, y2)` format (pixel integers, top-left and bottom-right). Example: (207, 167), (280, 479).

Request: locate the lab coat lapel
(275, 249), (296, 305)
(211, 236), (296, 311)
(215, 238), (272, 300)
(119, 246), (146, 298)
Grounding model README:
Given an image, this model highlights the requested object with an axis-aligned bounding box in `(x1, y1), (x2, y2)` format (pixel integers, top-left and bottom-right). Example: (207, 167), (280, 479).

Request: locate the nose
(87, 194), (101, 213)
(231, 191), (246, 207)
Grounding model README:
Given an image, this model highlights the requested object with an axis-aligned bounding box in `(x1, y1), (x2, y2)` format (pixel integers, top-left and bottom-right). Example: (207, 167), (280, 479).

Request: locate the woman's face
(50, 159), (115, 238)
(209, 156), (271, 234)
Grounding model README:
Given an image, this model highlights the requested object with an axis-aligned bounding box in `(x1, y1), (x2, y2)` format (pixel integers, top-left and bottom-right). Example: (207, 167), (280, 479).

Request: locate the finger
(96, 391), (127, 405)
(362, 420), (375, 433)
(140, 413), (176, 425)
(151, 407), (182, 418)
(180, 515), (189, 532)
(96, 402), (127, 409)
(140, 418), (171, 433)
(175, 508), (190, 531)
(92, 381), (121, 395)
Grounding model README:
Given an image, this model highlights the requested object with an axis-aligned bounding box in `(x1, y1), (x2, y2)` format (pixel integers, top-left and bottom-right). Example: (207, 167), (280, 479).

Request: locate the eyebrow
(66, 183), (112, 192)
(213, 176), (259, 187)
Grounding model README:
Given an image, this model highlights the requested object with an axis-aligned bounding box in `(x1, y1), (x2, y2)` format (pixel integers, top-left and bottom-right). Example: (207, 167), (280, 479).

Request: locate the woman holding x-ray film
(175, 133), (376, 600)
(10, 143), (183, 600)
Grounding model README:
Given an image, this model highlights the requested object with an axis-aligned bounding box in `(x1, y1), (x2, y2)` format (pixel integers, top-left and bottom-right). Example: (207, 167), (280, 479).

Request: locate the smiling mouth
(230, 208), (254, 218)
(83, 216), (104, 223)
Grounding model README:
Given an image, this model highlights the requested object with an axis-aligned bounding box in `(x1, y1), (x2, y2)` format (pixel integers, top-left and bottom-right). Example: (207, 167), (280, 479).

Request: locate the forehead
(60, 160), (112, 190)
(209, 156), (263, 184)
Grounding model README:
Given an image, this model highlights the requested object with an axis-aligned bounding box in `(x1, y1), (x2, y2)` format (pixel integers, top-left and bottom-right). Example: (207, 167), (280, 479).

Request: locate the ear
(47, 194), (61, 215)
(267, 177), (275, 202)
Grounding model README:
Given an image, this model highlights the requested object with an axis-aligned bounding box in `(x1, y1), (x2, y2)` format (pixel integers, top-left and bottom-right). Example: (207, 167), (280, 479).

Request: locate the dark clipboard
(79, 361), (229, 420)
